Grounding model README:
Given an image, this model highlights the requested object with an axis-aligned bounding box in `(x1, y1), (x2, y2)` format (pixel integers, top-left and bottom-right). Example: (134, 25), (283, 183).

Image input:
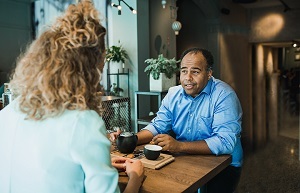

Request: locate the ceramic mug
(144, 144), (162, 160)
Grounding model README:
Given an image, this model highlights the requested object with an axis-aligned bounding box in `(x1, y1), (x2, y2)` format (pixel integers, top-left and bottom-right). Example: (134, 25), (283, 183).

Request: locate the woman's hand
(111, 156), (129, 171)
(113, 157), (145, 193)
(108, 128), (122, 142)
(124, 159), (144, 185)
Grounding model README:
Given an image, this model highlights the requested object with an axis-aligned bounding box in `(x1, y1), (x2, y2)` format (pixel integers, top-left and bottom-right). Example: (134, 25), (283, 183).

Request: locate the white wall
(106, 0), (138, 96)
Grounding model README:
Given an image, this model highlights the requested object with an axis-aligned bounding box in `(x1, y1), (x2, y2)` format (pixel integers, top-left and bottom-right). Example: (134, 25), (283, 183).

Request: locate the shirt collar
(202, 77), (213, 95)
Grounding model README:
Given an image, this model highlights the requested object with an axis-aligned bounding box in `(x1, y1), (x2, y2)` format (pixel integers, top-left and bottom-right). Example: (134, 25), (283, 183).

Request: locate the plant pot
(150, 73), (176, 91)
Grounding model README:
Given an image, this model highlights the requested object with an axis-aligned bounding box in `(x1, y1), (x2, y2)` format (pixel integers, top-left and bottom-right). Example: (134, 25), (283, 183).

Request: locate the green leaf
(105, 45), (129, 63)
(144, 54), (180, 80)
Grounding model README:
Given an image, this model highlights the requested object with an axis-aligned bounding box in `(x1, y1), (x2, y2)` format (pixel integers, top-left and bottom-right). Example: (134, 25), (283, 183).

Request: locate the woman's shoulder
(62, 109), (103, 125)
(59, 109), (106, 137)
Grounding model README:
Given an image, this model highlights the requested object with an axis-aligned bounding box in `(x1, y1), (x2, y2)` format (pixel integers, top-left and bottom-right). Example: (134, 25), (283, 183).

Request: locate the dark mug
(116, 132), (138, 154)
(144, 144), (162, 160)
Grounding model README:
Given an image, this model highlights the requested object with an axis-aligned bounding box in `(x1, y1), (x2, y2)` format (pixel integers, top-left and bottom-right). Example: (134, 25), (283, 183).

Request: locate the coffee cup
(144, 144), (162, 160)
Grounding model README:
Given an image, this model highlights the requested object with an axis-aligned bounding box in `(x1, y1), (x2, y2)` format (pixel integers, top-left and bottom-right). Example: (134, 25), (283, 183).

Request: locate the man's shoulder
(212, 78), (235, 93)
(211, 78), (240, 103)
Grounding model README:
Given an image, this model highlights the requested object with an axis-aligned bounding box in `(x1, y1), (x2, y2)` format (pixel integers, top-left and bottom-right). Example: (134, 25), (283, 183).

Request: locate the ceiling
(233, 0), (300, 47)
(236, 0), (300, 11)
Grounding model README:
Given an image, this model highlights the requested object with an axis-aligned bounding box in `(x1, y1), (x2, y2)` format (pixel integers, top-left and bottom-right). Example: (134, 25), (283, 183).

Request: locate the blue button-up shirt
(143, 77), (243, 167)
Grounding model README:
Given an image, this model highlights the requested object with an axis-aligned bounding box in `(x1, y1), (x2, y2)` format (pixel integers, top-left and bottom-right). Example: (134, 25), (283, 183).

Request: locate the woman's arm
(123, 159), (144, 193)
(111, 157), (144, 193)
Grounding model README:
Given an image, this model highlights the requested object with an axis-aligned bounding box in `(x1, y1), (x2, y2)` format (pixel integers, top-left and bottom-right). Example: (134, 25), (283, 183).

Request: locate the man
(137, 47), (243, 193)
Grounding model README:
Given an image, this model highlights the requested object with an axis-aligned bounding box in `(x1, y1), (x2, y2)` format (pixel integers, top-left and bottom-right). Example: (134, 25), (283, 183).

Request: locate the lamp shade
(172, 21), (182, 35)
(162, 0), (166, 8)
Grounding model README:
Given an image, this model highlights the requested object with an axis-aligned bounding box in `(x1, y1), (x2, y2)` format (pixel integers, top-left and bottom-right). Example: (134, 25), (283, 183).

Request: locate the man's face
(180, 52), (212, 97)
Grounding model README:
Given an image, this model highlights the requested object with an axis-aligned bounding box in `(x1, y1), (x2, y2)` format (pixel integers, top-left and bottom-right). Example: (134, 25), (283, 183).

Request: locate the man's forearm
(178, 140), (212, 154)
(136, 130), (154, 145)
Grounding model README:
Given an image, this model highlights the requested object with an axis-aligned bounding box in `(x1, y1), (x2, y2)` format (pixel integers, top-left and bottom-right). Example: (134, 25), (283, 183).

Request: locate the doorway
(252, 44), (299, 149)
(278, 47), (299, 140)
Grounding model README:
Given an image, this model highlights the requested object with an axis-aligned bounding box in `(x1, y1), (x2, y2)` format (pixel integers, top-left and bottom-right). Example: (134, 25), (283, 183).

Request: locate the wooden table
(118, 147), (232, 193)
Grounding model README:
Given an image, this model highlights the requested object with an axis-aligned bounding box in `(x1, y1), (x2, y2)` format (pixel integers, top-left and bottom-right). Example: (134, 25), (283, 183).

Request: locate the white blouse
(0, 99), (120, 193)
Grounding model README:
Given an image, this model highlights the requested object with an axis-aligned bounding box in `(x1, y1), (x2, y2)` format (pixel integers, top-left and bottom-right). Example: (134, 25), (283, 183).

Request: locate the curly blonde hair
(10, 0), (106, 120)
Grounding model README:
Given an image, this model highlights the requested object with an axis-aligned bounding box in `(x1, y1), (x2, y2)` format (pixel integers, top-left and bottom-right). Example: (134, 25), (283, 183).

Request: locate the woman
(0, 1), (144, 193)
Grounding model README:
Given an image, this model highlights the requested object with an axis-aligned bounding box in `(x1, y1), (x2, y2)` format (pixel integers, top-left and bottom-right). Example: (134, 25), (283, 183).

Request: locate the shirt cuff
(204, 136), (223, 156)
(141, 124), (159, 136)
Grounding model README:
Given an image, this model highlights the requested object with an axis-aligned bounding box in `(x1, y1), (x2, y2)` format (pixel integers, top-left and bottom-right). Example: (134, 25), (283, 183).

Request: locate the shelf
(108, 72), (129, 75)
(101, 96), (128, 102)
(106, 68), (129, 97)
(137, 115), (156, 125)
(134, 91), (167, 131)
(134, 90), (168, 95)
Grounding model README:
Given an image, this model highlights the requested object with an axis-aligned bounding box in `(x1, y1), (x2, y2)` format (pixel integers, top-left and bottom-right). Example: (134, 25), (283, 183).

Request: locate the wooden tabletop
(118, 147), (232, 193)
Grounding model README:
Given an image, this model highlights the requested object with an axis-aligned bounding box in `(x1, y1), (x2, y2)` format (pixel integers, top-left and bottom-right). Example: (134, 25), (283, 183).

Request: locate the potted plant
(109, 116), (127, 131)
(144, 54), (180, 91)
(109, 83), (124, 97)
(105, 45), (129, 64)
(105, 44), (129, 95)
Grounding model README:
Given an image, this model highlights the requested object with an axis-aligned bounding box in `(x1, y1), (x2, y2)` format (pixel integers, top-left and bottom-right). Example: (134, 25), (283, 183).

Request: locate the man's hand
(152, 134), (181, 152)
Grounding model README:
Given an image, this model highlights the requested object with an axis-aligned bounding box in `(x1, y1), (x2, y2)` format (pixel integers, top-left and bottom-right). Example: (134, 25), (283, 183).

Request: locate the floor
(279, 114), (299, 140)
(236, 113), (299, 193)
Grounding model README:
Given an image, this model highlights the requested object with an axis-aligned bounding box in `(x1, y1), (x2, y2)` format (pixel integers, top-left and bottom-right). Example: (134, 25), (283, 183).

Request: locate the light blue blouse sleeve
(70, 111), (120, 193)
